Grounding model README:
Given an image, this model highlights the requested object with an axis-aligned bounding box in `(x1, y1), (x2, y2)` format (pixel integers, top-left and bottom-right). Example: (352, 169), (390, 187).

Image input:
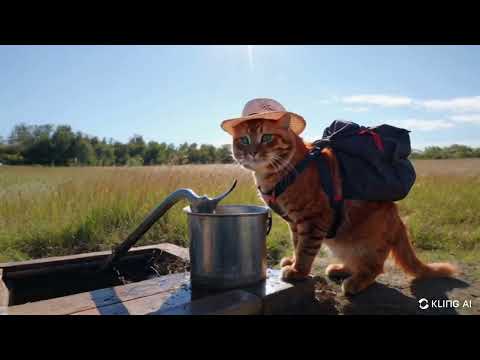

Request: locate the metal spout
(189, 179), (237, 213)
(99, 180), (237, 271)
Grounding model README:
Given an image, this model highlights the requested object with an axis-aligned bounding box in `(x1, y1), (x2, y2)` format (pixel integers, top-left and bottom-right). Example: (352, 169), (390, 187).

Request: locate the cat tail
(391, 221), (457, 278)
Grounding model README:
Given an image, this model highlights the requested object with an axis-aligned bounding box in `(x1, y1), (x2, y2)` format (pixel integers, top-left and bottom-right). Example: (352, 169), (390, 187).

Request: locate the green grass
(1, 161), (479, 278)
(399, 174), (480, 250)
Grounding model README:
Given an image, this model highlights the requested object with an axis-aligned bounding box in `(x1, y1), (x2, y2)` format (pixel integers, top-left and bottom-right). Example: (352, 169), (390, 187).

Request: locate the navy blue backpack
(313, 120), (416, 202)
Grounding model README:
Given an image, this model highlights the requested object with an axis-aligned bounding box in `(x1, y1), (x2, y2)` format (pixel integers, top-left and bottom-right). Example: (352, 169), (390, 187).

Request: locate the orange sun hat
(220, 98), (306, 135)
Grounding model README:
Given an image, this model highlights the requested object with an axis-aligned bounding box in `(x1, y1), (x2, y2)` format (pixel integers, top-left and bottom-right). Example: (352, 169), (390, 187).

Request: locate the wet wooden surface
(6, 269), (315, 315)
(153, 290), (262, 315)
(7, 272), (188, 315)
(2, 242), (315, 315)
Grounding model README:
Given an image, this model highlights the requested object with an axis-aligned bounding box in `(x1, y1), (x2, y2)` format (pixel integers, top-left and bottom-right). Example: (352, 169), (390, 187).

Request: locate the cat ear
(278, 113), (291, 129)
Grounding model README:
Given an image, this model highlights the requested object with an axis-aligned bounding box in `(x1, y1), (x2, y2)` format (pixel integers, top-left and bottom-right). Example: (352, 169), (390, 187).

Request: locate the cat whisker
(270, 156), (285, 175)
(269, 157), (283, 173)
(268, 158), (280, 173)
(271, 154), (298, 177)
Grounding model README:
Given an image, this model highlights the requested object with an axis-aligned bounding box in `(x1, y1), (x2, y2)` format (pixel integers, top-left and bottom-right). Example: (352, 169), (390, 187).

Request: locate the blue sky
(1, 45), (480, 149)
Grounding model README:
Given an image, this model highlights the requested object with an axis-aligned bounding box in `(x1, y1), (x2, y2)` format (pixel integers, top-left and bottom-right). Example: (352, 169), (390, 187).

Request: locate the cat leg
(282, 221), (324, 281)
(325, 264), (351, 279)
(280, 222), (298, 267)
(341, 268), (381, 296)
(341, 238), (391, 295)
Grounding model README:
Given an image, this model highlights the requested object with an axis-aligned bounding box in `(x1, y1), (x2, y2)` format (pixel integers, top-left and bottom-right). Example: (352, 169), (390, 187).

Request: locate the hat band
(245, 111), (282, 116)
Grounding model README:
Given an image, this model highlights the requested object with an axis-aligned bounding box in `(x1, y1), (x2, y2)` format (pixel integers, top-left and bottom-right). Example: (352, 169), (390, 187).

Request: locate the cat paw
(281, 265), (310, 281)
(325, 264), (351, 279)
(280, 257), (294, 267)
(341, 277), (372, 296)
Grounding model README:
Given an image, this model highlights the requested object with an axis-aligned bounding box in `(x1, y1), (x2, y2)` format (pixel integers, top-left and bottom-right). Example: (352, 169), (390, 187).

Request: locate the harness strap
(312, 152), (344, 238)
(258, 148), (343, 238)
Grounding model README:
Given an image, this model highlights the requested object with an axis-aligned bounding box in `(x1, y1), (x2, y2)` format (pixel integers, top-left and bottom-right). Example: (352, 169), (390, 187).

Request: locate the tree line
(1, 124), (479, 166)
(0, 124), (234, 166)
(410, 145), (480, 159)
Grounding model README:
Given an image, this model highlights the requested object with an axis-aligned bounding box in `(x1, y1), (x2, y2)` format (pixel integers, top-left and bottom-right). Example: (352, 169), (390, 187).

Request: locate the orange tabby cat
(230, 115), (456, 295)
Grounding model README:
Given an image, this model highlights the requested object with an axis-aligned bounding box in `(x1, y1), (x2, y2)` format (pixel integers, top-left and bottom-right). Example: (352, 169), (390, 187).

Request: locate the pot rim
(183, 204), (269, 217)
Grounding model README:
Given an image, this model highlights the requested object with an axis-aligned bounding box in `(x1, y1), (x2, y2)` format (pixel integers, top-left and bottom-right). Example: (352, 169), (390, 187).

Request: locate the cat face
(231, 115), (296, 172)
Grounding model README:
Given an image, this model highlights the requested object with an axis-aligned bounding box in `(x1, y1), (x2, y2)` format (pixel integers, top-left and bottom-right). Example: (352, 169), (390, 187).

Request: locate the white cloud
(344, 107), (369, 112)
(419, 96), (480, 112)
(450, 114), (480, 124)
(341, 95), (413, 107)
(395, 119), (455, 131)
(339, 94), (480, 113)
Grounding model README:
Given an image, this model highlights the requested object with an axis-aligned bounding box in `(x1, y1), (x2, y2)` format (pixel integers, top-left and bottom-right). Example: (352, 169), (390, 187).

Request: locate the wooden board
(73, 288), (261, 316)
(154, 243), (189, 262)
(72, 281), (193, 315)
(7, 272), (189, 315)
(0, 243), (189, 280)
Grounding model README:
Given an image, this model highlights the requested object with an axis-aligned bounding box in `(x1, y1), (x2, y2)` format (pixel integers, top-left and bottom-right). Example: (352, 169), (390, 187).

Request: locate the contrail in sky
(248, 45), (254, 70)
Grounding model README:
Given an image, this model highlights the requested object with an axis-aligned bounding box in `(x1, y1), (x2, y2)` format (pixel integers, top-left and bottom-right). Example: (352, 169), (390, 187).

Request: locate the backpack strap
(311, 150), (344, 238)
(258, 147), (343, 238)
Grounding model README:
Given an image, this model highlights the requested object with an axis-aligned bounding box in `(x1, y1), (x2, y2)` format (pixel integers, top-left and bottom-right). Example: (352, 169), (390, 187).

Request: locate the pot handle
(266, 210), (273, 236)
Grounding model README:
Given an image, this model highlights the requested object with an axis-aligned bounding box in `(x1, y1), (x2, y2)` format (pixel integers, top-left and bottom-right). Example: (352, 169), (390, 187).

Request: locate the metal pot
(184, 205), (272, 290)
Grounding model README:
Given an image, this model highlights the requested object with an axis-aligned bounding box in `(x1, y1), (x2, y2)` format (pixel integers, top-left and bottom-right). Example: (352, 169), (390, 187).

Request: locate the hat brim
(220, 111), (306, 135)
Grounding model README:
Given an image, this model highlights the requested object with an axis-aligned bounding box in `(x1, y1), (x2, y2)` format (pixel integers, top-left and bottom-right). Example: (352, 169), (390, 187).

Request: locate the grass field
(1, 160), (479, 278)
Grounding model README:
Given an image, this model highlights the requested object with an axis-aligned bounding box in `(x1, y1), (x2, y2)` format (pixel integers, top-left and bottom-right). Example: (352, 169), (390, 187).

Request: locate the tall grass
(0, 165), (289, 264)
(1, 160), (479, 268)
(399, 176), (480, 251)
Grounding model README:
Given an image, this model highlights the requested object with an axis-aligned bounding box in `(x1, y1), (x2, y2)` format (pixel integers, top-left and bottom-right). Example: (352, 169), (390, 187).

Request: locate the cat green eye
(239, 136), (251, 145)
(261, 134), (274, 143)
